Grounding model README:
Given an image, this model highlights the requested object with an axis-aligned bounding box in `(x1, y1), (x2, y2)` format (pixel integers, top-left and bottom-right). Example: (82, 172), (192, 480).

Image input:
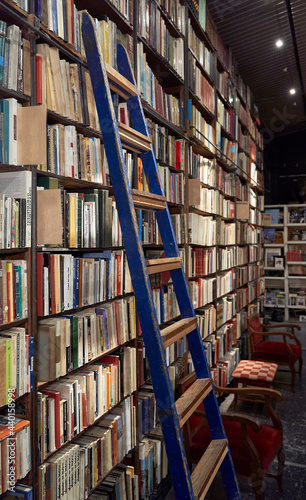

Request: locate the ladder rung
(105, 63), (138, 99)
(161, 317), (197, 349)
(175, 378), (212, 427)
(131, 189), (167, 210)
(118, 123), (152, 154)
(146, 257), (182, 275)
(191, 439), (228, 500)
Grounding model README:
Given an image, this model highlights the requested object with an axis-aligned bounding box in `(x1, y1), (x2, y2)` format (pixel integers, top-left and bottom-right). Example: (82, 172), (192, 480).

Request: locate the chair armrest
(214, 385), (283, 402)
(264, 323), (301, 331)
(221, 412), (262, 433)
(250, 329), (295, 339)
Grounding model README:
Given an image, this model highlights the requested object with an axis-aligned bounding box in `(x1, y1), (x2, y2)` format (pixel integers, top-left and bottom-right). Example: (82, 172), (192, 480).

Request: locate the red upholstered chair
(247, 314), (303, 391)
(178, 372), (285, 500)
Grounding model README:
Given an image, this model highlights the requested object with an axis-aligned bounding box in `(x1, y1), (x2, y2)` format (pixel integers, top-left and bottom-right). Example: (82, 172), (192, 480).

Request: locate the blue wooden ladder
(81, 12), (241, 500)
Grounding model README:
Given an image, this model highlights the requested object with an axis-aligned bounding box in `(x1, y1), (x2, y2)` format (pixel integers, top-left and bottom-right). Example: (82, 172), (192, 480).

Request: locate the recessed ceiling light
(290, 88), (296, 95)
(276, 39), (283, 48)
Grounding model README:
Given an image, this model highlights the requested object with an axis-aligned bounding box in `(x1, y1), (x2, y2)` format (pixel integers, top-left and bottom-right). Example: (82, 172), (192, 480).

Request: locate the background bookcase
(264, 203), (306, 322)
(0, 0), (264, 498)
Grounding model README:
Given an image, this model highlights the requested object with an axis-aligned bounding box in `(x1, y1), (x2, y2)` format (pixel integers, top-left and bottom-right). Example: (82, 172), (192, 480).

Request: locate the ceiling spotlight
(276, 39), (283, 48)
(290, 88), (296, 95)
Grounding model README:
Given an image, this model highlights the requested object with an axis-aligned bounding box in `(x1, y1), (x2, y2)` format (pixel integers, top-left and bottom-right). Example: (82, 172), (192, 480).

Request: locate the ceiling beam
(285, 0), (306, 116)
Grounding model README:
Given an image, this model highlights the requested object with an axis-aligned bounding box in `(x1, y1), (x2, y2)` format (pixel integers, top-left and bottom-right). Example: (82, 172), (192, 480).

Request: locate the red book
(116, 253), (122, 296)
(37, 253), (44, 316)
(36, 54), (43, 105)
(41, 390), (61, 449)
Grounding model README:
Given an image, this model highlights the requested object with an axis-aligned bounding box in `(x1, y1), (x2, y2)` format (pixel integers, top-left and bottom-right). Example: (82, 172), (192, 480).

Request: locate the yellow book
(68, 193), (77, 248)
(7, 262), (14, 322)
(100, 19), (109, 64)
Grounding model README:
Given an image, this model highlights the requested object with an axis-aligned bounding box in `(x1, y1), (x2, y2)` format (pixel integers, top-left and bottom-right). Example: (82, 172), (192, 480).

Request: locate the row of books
(0, 258), (28, 324)
(0, 327), (33, 406)
(139, 430), (168, 500)
(136, 210), (185, 245)
(216, 348), (240, 387)
(189, 246), (217, 277)
(0, 22), (30, 96)
(147, 120), (185, 169)
(48, 2), (132, 54)
(156, 0), (186, 34)
(215, 129), (237, 166)
(249, 262), (264, 281)
(36, 44), (99, 130)
(189, 58), (215, 115)
(189, 276), (215, 309)
(236, 247), (248, 267)
(37, 302), (137, 381)
(216, 293), (237, 329)
(38, 395), (136, 498)
(216, 168), (236, 197)
(35, 0), (79, 48)
(248, 278), (265, 303)
(236, 177), (249, 202)
(38, 351), (136, 460)
(197, 304), (216, 339)
(249, 244), (264, 263)
(0, 416), (31, 495)
(151, 284), (179, 324)
(217, 320), (240, 358)
(250, 207), (262, 226)
(188, 214), (216, 246)
(137, 43), (183, 127)
(138, 1), (184, 78)
(189, 103), (215, 152)
(36, 251), (133, 315)
(138, 385), (156, 439)
(0, 172), (31, 251)
(90, 17), (133, 72)
(188, 19), (215, 79)
(236, 287), (248, 312)
(37, 188), (116, 248)
(217, 99), (238, 139)
(158, 166), (185, 204)
(44, 124), (110, 183)
(188, 154), (215, 184)
(216, 71), (235, 105)
(217, 220), (236, 246)
(192, 185), (235, 219)
(216, 269), (236, 298)
(218, 246), (236, 271)
(236, 266), (248, 288)
(87, 463), (139, 500)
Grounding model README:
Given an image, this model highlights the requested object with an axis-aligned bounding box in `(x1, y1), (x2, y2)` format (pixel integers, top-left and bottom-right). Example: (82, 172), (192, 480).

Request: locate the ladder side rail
(82, 14), (195, 499)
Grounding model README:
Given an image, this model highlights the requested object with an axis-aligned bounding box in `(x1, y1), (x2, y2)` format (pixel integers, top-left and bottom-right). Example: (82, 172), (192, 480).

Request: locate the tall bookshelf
(0, 1), (264, 498)
(264, 203), (306, 322)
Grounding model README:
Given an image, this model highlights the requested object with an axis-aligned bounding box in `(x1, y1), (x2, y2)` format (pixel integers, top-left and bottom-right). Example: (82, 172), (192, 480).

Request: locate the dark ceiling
(206, 0), (306, 137)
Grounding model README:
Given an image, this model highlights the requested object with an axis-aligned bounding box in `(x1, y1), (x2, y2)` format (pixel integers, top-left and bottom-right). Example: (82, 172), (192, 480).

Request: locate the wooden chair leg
(250, 473), (265, 500)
